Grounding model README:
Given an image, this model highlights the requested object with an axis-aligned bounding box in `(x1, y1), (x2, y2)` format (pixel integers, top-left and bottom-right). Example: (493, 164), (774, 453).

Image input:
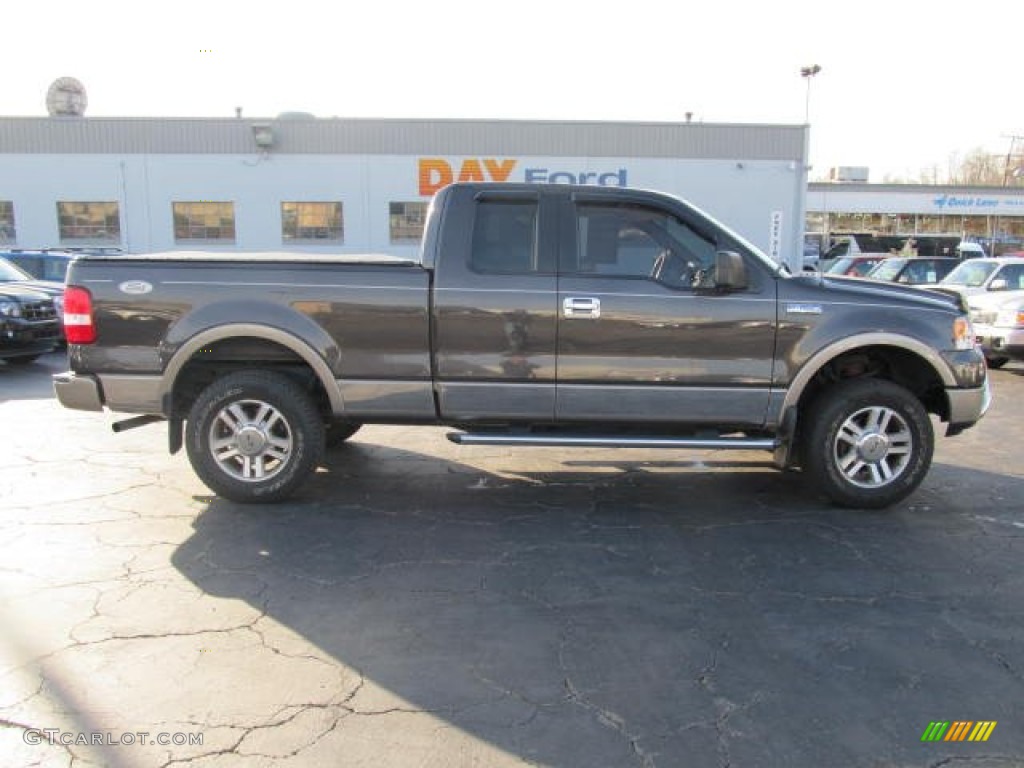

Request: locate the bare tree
(950, 149), (1005, 185)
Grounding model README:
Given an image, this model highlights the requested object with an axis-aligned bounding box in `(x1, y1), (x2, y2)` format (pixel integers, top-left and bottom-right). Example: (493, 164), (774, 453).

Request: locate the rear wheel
(802, 379), (933, 509)
(185, 371), (324, 503)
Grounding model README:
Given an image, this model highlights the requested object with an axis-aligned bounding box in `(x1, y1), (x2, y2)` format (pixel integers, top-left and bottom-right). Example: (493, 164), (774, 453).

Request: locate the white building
(806, 182), (1024, 257)
(0, 116), (810, 269)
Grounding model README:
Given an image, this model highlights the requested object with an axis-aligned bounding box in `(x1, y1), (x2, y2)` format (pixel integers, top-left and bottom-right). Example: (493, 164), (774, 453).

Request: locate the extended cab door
(432, 187), (559, 421)
(555, 192), (777, 427)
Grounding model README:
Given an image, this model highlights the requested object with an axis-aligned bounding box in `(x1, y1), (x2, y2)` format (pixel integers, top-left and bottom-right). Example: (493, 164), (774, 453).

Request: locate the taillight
(63, 286), (97, 344)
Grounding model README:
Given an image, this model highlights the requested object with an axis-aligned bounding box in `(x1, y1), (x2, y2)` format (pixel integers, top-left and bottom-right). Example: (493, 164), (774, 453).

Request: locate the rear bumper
(53, 371), (104, 411)
(53, 371), (164, 413)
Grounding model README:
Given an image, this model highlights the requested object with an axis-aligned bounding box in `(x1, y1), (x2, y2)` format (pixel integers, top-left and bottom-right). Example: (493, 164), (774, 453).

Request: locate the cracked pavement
(1, 353), (1023, 767)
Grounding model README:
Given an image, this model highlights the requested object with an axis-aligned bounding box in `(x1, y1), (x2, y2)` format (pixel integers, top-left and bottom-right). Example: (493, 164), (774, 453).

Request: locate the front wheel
(985, 356), (1009, 370)
(185, 371), (324, 503)
(802, 379), (933, 509)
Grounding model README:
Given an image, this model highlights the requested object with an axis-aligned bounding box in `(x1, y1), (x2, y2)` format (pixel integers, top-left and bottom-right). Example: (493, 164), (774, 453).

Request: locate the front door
(555, 197), (777, 427)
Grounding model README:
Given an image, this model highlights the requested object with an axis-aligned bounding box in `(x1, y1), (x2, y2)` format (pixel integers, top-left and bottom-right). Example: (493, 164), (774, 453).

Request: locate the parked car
(0, 249), (79, 282)
(956, 242), (987, 259)
(937, 256), (1024, 299)
(0, 284), (61, 364)
(0, 256), (65, 340)
(822, 234), (961, 261)
(824, 254), (889, 277)
(865, 257), (959, 285)
(972, 295), (1024, 369)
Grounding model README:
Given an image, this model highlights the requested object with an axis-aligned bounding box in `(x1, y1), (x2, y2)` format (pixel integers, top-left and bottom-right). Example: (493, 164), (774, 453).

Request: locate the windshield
(867, 258), (907, 281)
(942, 261), (998, 287)
(826, 257), (881, 276)
(0, 257), (33, 282)
(825, 257), (856, 275)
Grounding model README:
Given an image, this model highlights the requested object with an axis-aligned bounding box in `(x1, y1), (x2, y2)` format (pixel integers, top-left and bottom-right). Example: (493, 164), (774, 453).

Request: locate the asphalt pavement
(1, 351), (1022, 768)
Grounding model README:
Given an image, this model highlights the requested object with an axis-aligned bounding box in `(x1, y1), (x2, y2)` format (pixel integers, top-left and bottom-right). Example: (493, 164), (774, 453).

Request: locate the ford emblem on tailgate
(118, 280), (153, 295)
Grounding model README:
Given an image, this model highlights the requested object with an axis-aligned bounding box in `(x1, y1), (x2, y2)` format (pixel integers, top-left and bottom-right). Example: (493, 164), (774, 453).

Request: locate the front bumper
(945, 376), (992, 436)
(0, 319), (60, 359)
(53, 371), (104, 411)
(975, 323), (1024, 361)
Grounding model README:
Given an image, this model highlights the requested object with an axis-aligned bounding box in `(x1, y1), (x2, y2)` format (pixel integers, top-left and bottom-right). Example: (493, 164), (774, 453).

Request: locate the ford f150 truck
(53, 183), (990, 508)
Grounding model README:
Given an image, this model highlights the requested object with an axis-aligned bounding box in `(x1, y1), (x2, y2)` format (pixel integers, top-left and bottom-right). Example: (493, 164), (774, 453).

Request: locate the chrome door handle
(563, 297), (601, 319)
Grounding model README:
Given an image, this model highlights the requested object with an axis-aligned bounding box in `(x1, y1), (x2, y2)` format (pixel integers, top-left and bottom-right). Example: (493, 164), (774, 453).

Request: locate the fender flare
(158, 323), (345, 414)
(780, 332), (955, 416)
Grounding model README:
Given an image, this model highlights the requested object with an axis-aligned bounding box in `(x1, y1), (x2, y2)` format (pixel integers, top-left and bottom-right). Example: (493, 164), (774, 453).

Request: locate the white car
(938, 255), (1024, 299)
(972, 295), (1024, 368)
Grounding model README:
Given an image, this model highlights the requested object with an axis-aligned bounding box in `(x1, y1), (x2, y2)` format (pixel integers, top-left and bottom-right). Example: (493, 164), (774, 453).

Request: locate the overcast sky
(3, 0), (1020, 182)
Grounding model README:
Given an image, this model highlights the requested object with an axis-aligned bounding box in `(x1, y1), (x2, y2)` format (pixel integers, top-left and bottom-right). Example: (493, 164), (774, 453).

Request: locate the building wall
(807, 183), (1024, 218)
(805, 182), (1024, 255)
(0, 152), (808, 265)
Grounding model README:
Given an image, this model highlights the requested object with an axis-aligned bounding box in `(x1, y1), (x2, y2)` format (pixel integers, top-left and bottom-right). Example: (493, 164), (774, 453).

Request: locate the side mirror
(989, 278), (1008, 292)
(714, 251), (748, 291)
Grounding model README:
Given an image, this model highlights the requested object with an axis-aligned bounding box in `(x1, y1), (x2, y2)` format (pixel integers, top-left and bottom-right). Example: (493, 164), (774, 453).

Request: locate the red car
(824, 254), (888, 277)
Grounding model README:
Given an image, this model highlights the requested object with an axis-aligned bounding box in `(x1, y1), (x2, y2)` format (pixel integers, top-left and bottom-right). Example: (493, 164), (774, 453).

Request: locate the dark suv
(0, 249), (77, 282)
(0, 283), (60, 364)
(0, 256), (66, 346)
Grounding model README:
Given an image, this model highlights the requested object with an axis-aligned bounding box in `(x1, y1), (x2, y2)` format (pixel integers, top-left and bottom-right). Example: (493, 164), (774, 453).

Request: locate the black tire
(985, 356), (1009, 370)
(4, 355), (41, 365)
(325, 420), (362, 448)
(802, 379), (933, 509)
(185, 370), (324, 503)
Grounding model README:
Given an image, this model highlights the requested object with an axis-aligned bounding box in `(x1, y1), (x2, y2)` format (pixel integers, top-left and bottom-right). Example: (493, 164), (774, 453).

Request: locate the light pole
(800, 65), (823, 263)
(801, 64), (822, 124)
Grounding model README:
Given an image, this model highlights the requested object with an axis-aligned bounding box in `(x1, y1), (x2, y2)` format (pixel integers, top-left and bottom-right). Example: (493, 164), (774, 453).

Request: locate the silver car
(973, 295), (1024, 368)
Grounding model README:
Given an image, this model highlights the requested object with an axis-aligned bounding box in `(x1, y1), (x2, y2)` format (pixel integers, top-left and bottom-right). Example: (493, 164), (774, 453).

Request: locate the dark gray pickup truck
(54, 182), (990, 508)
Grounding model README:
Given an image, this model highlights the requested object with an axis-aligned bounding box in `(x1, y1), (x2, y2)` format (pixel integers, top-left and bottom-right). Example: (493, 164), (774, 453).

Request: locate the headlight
(53, 295), (65, 314)
(995, 307), (1024, 328)
(952, 316), (974, 350)
(0, 300), (22, 318)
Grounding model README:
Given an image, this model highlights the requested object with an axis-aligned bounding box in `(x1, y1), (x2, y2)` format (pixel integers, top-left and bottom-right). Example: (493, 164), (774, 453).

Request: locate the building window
(281, 202), (343, 242)
(173, 202), (236, 242)
(57, 201), (120, 242)
(389, 202), (428, 244)
(804, 211), (826, 234)
(0, 201), (14, 243)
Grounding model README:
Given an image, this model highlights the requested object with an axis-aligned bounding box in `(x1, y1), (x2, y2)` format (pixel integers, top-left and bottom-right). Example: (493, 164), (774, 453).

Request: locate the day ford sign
(418, 157), (628, 196)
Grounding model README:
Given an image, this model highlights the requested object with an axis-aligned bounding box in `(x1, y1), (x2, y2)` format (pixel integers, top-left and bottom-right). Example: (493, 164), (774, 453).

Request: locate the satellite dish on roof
(46, 77), (88, 116)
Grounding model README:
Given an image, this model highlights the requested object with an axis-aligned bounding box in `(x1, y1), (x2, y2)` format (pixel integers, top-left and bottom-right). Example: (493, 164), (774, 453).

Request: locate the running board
(447, 432), (779, 451)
